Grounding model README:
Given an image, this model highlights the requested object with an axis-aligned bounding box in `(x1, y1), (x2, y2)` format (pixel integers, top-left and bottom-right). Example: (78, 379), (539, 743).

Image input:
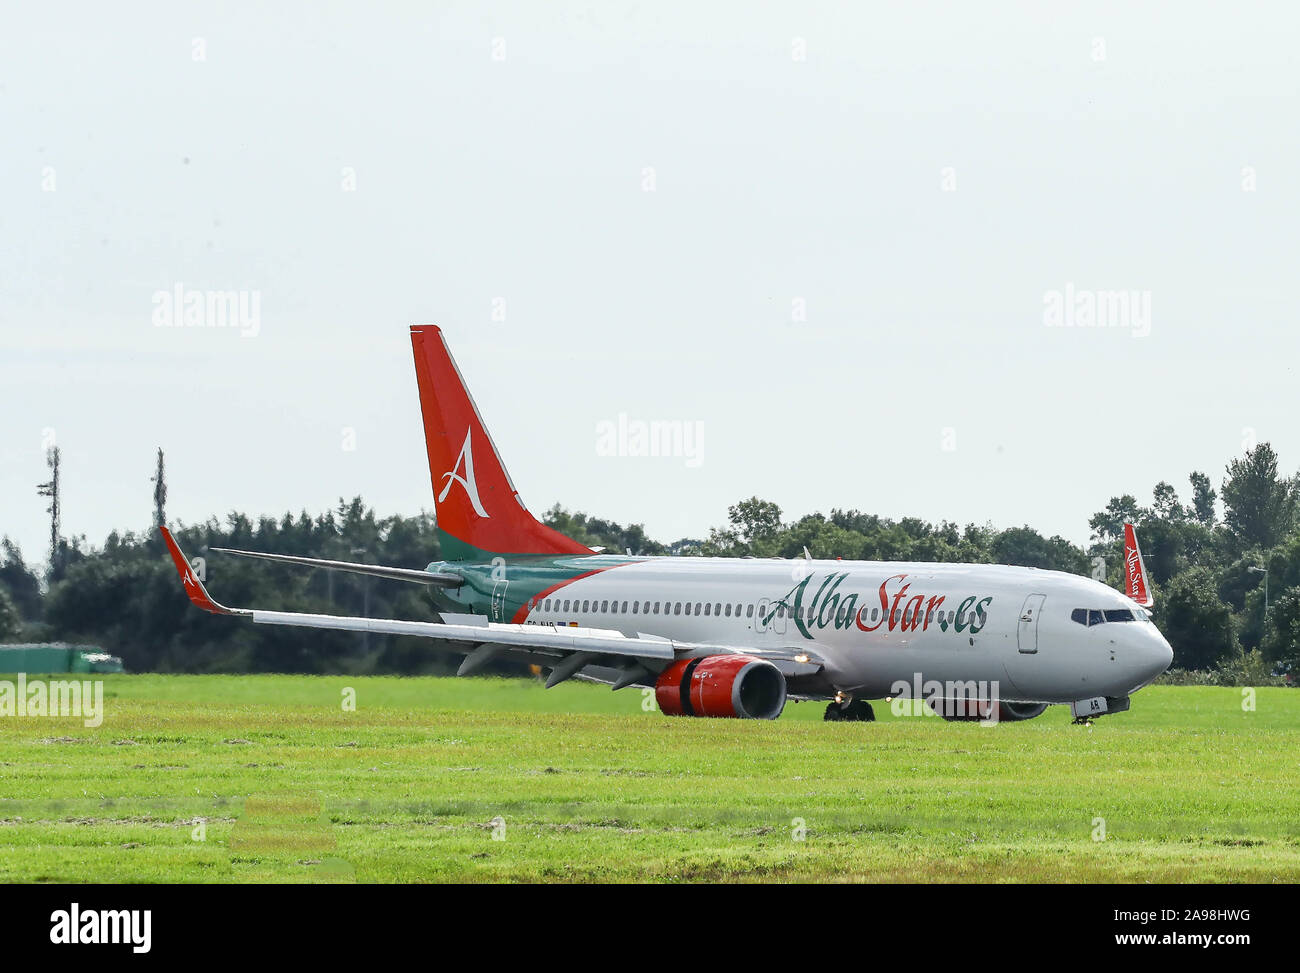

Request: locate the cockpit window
(1074, 606), (1148, 625)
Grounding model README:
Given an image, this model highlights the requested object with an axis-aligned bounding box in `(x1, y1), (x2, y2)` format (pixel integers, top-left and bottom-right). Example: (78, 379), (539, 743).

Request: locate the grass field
(0, 675), (1297, 883)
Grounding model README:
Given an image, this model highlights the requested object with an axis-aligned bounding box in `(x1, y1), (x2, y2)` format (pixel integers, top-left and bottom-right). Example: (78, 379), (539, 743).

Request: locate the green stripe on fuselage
(430, 530), (640, 621)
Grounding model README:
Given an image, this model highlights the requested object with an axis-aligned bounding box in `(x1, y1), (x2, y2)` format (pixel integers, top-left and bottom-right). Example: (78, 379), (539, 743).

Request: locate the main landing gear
(824, 696), (875, 722)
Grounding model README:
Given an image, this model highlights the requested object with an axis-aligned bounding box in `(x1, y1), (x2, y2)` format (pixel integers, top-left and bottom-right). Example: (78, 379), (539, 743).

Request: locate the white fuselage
(511, 556), (1174, 703)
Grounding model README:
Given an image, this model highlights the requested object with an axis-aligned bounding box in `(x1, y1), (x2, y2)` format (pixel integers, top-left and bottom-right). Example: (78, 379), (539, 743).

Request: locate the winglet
(1122, 522), (1154, 608)
(158, 526), (244, 616)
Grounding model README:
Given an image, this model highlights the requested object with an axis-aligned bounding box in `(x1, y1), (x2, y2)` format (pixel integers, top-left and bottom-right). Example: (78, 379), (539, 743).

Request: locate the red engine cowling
(655, 655), (787, 720)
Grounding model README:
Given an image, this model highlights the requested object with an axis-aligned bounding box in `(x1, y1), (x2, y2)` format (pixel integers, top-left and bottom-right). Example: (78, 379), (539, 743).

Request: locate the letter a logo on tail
(439, 429), (490, 518)
(410, 324), (592, 558)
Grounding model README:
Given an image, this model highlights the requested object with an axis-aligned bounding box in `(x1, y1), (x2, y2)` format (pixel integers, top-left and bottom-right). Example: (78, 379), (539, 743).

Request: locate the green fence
(0, 644), (125, 674)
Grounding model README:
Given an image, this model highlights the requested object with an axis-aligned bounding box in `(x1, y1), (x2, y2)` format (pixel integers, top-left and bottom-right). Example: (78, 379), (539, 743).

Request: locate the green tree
(1158, 568), (1238, 670)
(990, 527), (1087, 573)
(1188, 471), (1216, 526)
(1222, 443), (1298, 551)
(1088, 494), (1143, 546)
(1261, 586), (1300, 666)
(1151, 482), (1186, 522)
(0, 538), (43, 620)
(0, 587), (18, 641)
(728, 497), (783, 545)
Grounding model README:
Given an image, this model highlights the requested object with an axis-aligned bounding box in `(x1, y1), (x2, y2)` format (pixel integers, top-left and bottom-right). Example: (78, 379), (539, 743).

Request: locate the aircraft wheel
(844, 699), (876, 722)
(826, 699), (875, 722)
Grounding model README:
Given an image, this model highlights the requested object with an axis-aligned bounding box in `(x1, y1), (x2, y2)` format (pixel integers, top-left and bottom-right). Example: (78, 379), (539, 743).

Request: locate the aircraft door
(491, 580), (510, 622)
(1017, 593), (1046, 654)
(771, 600), (788, 635)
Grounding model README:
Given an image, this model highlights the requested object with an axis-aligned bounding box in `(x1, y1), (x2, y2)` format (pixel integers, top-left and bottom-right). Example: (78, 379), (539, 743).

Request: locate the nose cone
(1134, 628), (1174, 688)
(1156, 633), (1174, 672)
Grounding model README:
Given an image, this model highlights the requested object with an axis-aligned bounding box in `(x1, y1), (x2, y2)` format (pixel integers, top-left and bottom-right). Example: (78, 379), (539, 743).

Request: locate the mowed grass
(0, 675), (1297, 883)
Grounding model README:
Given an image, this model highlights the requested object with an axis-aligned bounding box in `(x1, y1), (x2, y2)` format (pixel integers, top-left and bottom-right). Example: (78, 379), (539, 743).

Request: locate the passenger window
(704, 603), (711, 616)
(715, 603), (721, 616)
(695, 602), (702, 615)
(674, 602), (682, 615)
(563, 599), (571, 612)
(746, 604), (754, 618)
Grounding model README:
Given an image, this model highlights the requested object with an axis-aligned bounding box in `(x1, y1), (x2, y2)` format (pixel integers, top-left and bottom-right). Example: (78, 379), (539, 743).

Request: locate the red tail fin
(1123, 522), (1153, 607)
(410, 326), (592, 559)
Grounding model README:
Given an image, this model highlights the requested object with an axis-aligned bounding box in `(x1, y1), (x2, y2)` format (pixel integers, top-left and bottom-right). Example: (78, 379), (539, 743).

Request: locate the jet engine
(655, 655), (787, 720)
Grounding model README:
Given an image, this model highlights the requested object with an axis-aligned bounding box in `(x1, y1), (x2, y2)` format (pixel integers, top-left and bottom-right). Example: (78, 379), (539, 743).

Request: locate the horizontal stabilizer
(210, 547), (462, 587)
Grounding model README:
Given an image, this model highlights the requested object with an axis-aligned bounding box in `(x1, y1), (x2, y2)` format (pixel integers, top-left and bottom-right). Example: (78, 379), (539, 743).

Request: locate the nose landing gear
(1069, 694), (1131, 724)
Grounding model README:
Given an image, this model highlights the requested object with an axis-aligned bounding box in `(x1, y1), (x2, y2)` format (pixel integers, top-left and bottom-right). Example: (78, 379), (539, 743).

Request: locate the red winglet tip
(158, 526), (231, 615)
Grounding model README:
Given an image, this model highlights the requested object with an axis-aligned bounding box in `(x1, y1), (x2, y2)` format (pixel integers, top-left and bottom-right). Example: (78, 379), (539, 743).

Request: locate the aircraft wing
(209, 546), (463, 587)
(160, 527), (822, 687)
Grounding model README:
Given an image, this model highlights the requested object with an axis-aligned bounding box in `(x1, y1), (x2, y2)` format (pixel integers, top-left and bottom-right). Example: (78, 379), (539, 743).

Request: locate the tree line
(1, 443), (1297, 678)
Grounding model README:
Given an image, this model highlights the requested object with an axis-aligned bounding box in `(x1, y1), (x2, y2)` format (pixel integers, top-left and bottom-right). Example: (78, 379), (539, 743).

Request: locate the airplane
(160, 324), (1173, 725)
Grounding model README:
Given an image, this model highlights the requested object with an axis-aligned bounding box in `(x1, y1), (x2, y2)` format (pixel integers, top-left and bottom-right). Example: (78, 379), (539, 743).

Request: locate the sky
(2, 1), (1298, 568)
